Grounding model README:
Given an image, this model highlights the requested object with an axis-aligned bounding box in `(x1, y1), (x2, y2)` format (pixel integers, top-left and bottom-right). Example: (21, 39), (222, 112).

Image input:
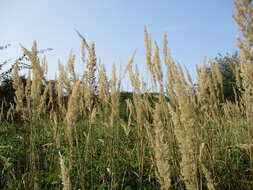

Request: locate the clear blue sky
(0, 0), (239, 89)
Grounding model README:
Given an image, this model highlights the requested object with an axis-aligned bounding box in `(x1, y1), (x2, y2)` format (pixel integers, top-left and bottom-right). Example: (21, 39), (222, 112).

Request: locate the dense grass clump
(0, 0), (253, 189)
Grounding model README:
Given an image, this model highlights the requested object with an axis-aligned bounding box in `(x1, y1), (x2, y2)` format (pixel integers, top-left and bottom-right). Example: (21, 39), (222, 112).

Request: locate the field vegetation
(0, 0), (252, 189)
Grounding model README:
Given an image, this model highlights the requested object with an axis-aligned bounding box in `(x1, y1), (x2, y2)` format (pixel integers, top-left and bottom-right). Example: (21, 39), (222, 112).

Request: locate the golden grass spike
(233, 0), (253, 122)
(198, 56), (208, 103)
(124, 99), (133, 136)
(75, 29), (89, 50)
(41, 55), (48, 76)
(66, 50), (77, 83)
(98, 63), (109, 105)
(210, 61), (218, 90)
(152, 103), (171, 189)
(13, 62), (24, 112)
(163, 32), (168, 65)
(59, 152), (71, 190)
(144, 26), (152, 71)
(25, 70), (31, 111)
(66, 81), (80, 126)
(199, 143), (215, 190)
(87, 42), (97, 93)
(168, 62), (198, 190)
(124, 49), (136, 77)
(153, 41), (163, 90)
(184, 65), (193, 86)
(215, 63), (224, 100)
(38, 84), (49, 115)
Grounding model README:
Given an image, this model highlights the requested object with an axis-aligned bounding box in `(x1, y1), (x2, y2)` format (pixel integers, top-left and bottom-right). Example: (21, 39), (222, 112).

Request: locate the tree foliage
(213, 52), (241, 102)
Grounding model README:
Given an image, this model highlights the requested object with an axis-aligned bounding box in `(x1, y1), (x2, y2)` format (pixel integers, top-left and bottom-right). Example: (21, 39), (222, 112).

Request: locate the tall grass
(0, 0), (252, 189)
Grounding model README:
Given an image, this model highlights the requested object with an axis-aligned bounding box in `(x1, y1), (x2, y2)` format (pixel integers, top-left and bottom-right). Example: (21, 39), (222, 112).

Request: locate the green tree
(210, 52), (241, 102)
